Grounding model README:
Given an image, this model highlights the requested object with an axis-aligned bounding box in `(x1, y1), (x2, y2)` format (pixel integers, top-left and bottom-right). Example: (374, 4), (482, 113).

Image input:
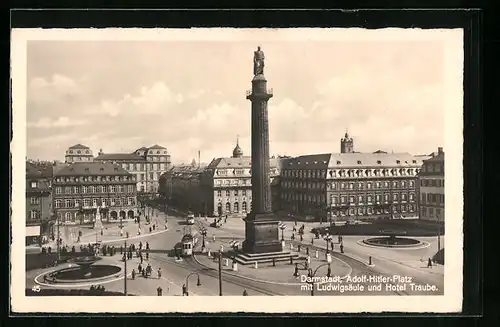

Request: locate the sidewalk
(193, 236), (352, 286)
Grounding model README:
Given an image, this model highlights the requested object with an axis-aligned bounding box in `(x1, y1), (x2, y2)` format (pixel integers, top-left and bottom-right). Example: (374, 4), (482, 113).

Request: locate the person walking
(157, 268), (162, 279)
(427, 258), (433, 268)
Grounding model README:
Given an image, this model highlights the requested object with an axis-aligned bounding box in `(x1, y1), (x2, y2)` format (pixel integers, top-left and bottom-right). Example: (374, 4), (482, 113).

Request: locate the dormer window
(114, 167), (119, 171)
(396, 160), (401, 164)
(100, 168), (104, 172)
(31, 181), (37, 188)
(412, 160), (417, 164)
(84, 168), (90, 172)
(377, 160), (382, 164)
(357, 161), (362, 164)
(336, 161), (341, 164)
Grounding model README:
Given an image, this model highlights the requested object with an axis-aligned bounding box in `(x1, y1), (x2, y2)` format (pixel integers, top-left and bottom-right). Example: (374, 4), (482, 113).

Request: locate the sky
(23, 29), (455, 164)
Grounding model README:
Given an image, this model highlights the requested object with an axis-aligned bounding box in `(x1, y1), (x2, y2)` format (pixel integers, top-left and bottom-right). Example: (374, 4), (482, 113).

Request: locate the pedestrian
(340, 243), (344, 253)
(138, 263), (142, 274)
(242, 290), (248, 296)
(427, 258), (433, 268)
(139, 241), (142, 250)
(131, 269), (136, 280)
(157, 286), (163, 296)
(120, 246), (123, 254)
(149, 227), (152, 233)
(146, 252), (149, 261)
(157, 268), (162, 279)
(146, 242), (150, 250)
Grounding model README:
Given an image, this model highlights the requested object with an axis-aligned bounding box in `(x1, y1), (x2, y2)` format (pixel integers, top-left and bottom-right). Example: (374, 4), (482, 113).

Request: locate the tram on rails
(176, 231), (199, 256)
(186, 211), (195, 225)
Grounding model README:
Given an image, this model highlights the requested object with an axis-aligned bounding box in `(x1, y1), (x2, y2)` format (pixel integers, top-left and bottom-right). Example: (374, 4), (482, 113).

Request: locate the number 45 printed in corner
(31, 285), (41, 292)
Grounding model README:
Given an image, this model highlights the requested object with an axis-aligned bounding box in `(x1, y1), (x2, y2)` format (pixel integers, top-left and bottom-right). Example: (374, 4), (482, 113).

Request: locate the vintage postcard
(11, 28), (463, 313)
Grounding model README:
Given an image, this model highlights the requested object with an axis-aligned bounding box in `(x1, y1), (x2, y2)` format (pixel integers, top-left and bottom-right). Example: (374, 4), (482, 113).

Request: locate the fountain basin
(46, 264), (122, 284)
(362, 236), (422, 248)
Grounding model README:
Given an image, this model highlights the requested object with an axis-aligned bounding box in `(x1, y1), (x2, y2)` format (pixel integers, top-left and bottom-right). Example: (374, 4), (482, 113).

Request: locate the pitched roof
(26, 178), (51, 193)
(54, 162), (132, 176)
(26, 161), (54, 178)
(68, 144), (90, 149)
(282, 152), (430, 169)
(94, 153), (145, 162)
(424, 152), (444, 163)
(148, 144), (166, 150)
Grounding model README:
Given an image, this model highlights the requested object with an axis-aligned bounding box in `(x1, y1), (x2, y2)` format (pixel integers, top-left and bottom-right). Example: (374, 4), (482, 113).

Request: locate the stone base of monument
(232, 250), (301, 266)
(233, 213), (302, 265)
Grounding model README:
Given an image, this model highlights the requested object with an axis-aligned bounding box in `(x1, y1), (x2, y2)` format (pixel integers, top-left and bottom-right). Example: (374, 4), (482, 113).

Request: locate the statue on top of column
(253, 46), (265, 76)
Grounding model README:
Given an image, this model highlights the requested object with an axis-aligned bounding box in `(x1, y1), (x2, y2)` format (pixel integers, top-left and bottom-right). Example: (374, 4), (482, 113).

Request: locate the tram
(179, 231), (199, 256)
(186, 211), (195, 225)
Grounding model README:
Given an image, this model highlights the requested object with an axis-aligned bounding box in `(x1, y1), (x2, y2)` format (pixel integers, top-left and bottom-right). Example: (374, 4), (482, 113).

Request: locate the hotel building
(279, 133), (430, 221)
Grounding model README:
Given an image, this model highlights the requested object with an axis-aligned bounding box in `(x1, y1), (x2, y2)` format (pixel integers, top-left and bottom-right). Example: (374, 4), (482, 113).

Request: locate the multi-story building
(279, 134), (430, 221)
(25, 162), (53, 245)
(65, 144), (94, 163)
(159, 162), (206, 214)
(94, 145), (171, 196)
(418, 147), (445, 222)
(159, 139), (282, 218)
(201, 139), (281, 217)
(52, 162), (138, 225)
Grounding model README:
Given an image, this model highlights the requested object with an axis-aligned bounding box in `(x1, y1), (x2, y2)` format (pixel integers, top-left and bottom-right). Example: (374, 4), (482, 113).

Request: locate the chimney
(438, 147), (443, 154)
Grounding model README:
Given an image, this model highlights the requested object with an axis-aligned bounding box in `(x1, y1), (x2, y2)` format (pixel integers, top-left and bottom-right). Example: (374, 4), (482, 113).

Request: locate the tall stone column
(242, 73), (282, 254)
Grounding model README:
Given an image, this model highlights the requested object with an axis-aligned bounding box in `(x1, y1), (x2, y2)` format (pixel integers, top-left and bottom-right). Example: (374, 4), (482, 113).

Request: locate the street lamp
(324, 234), (333, 254)
(218, 245), (223, 296)
(200, 228), (207, 250)
(184, 272), (201, 296)
(307, 263), (332, 296)
(279, 223), (286, 242)
(123, 239), (128, 296)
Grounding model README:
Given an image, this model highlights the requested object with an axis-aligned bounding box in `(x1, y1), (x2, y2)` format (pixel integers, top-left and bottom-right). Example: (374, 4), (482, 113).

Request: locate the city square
(20, 32), (449, 300)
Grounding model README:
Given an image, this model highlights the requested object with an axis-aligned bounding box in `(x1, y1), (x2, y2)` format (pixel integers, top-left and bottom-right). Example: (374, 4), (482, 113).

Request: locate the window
(349, 196), (355, 203)
(242, 201), (247, 212)
(367, 195), (372, 203)
(225, 202), (231, 212)
(119, 185), (124, 193)
(88, 186), (94, 193)
(367, 182), (372, 189)
(341, 196), (346, 204)
(30, 181), (37, 188)
(234, 190), (238, 196)
(55, 200), (62, 208)
(375, 195), (380, 202)
(30, 210), (38, 219)
(111, 185), (116, 193)
(234, 202), (239, 212)
(55, 187), (62, 194)
(217, 190), (222, 197)
(401, 194), (407, 201)
(30, 197), (39, 205)
(65, 199), (72, 208)
(409, 193), (415, 201)
(225, 190), (230, 197)
(358, 195), (363, 203)
(349, 183), (354, 190)
(393, 194), (398, 202)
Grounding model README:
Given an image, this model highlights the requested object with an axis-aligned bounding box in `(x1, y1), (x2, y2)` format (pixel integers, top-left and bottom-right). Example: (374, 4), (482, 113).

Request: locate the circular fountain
(361, 230), (423, 248)
(40, 256), (122, 284)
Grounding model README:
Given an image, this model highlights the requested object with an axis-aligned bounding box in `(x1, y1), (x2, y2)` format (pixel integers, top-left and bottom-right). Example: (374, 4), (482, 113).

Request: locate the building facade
(159, 163), (206, 214)
(279, 135), (430, 221)
(94, 144), (171, 195)
(418, 147), (445, 222)
(52, 162), (138, 225)
(65, 144), (94, 163)
(159, 140), (281, 218)
(26, 162), (53, 245)
(201, 140), (281, 217)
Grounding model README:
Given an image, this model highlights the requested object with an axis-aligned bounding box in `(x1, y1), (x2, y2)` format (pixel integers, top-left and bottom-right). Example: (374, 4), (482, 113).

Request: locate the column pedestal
(242, 213), (282, 254)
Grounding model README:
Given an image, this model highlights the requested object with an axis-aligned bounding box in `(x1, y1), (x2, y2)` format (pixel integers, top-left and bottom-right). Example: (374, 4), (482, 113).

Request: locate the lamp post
(218, 245), (223, 296)
(324, 234), (332, 254)
(123, 239), (128, 296)
(200, 227), (207, 249)
(279, 223), (286, 241)
(55, 209), (61, 262)
(307, 263), (332, 296)
(184, 272), (201, 296)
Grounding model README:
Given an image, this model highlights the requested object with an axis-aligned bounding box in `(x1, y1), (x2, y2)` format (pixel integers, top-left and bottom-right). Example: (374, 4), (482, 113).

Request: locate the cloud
(24, 37), (453, 163)
(85, 82), (184, 117)
(27, 117), (88, 129)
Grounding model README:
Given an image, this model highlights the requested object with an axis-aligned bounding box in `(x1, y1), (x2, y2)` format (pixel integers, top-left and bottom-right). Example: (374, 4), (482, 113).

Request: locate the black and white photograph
(11, 28), (463, 313)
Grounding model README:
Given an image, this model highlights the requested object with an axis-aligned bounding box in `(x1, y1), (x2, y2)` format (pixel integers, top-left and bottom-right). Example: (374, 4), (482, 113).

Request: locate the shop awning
(26, 225), (41, 237)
